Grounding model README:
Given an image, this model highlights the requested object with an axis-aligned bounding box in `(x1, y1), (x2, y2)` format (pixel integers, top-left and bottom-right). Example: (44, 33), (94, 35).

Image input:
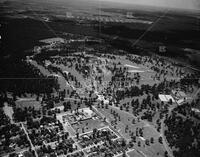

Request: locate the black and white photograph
(0, 0), (200, 157)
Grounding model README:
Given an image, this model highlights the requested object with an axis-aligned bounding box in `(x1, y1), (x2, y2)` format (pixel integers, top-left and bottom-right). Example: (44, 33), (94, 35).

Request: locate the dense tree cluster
(174, 101), (200, 120)
(164, 112), (200, 157)
(37, 137), (77, 157)
(13, 106), (42, 122)
(0, 122), (30, 155)
(0, 60), (59, 95)
(27, 116), (63, 146)
(78, 128), (118, 148)
(0, 108), (10, 126)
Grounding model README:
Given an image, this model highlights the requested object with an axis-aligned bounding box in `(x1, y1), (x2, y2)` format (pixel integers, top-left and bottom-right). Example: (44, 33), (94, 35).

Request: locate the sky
(2, 0), (200, 12)
(100, 0), (200, 10)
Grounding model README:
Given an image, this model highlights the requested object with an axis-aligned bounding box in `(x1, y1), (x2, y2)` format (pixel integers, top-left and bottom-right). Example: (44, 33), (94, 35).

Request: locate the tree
(93, 128), (97, 138)
(77, 102), (81, 108)
(23, 151), (34, 157)
(105, 103), (108, 109)
(131, 136), (136, 143)
(169, 99), (173, 105)
(67, 101), (71, 110)
(76, 132), (79, 140)
(164, 151), (168, 157)
(9, 153), (17, 157)
(124, 124), (129, 133)
(150, 137), (154, 144)
(145, 139), (150, 146)
(139, 128), (143, 137)
(138, 141), (141, 147)
(121, 139), (126, 147)
(122, 151), (126, 157)
(63, 102), (68, 112)
(158, 137), (163, 144)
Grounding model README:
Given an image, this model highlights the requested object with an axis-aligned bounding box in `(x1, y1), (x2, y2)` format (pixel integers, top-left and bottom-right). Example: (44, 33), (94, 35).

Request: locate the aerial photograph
(0, 0), (200, 157)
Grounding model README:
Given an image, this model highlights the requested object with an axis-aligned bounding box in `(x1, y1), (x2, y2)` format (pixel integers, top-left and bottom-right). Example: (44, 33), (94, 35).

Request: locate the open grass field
(16, 99), (41, 110)
(0, 1), (200, 157)
(97, 106), (165, 157)
(23, 51), (194, 156)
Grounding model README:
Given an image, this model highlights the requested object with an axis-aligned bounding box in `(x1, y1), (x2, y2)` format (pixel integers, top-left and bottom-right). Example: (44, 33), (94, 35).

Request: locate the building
(158, 94), (175, 103)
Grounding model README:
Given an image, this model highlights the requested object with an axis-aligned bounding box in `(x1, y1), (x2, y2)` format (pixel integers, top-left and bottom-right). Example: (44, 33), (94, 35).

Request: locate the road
(21, 123), (38, 157)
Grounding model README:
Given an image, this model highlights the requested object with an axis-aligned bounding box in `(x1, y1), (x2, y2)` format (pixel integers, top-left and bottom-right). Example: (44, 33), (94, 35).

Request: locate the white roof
(51, 74), (61, 78)
(159, 94), (175, 102)
(45, 60), (51, 66)
(97, 95), (109, 104)
(192, 108), (200, 113)
(51, 106), (64, 111)
(104, 99), (109, 104)
(81, 108), (94, 117)
(63, 71), (69, 74)
(177, 99), (184, 105)
(97, 95), (104, 101)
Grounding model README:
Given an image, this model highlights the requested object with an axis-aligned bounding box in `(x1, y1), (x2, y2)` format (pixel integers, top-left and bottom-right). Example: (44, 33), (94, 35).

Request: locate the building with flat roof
(159, 94), (175, 102)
